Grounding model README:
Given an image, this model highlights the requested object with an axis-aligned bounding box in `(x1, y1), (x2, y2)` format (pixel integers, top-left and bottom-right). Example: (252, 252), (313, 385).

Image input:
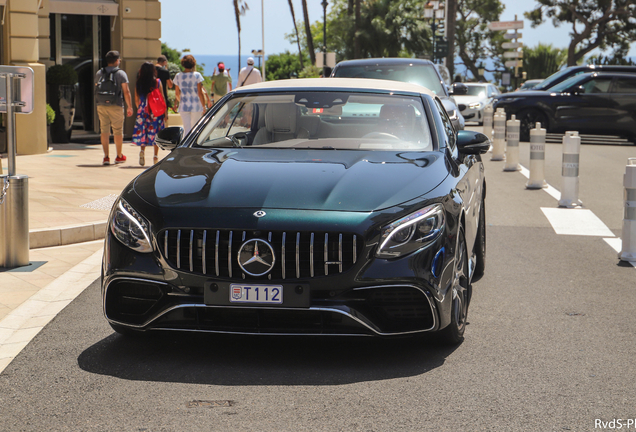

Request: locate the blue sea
(193, 54), (263, 85)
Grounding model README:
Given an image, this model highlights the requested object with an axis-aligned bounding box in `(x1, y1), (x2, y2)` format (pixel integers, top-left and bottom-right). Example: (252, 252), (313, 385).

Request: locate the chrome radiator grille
(159, 229), (360, 280)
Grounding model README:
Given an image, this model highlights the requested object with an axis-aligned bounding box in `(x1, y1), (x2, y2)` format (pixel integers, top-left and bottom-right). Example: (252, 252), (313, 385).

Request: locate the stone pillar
(118, 0), (162, 136)
(6, 0), (47, 155)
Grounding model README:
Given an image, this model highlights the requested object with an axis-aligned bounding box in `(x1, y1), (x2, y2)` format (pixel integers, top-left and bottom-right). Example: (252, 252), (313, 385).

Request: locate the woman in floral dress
(133, 62), (166, 166)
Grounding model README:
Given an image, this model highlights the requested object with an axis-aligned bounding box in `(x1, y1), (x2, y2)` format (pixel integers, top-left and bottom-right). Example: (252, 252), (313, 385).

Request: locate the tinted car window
(581, 78), (613, 94)
(333, 64), (445, 95)
(465, 86), (487, 97)
(434, 98), (456, 150)
(613, 78), (636, 93)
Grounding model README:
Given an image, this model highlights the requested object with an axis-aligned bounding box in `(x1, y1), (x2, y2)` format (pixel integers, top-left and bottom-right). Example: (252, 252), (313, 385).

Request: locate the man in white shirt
(237, 57), (263, 87)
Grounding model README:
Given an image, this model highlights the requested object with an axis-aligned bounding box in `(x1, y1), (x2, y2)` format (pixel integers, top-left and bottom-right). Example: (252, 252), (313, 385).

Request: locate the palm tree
(287, 0), (304, 69)
(301, 0), (316, 65)
(233, 0), (249, 70)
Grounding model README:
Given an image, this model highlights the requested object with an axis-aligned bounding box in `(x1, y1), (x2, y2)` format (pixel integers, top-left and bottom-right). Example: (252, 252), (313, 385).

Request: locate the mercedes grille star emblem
(238, 239), (276, 276)
(254, 210), (267, 218)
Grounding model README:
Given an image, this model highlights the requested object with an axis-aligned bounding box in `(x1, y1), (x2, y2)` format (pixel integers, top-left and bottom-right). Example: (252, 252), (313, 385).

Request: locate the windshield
(464, 86), (487, 97)
(194, 92), (434, 151)
(547, 74), (587, 93)
(536, 68), (582, 90)
(333, 64), (446, 95)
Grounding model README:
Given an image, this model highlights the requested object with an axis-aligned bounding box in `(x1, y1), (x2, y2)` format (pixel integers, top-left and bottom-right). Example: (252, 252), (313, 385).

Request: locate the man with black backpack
(95, 50), (133, 165)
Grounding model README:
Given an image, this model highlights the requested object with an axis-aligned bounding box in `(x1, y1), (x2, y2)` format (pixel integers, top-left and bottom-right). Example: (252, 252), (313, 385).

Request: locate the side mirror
(156, 126), (184, 150)
(456, 130), (490, 155)
(451, 82), (469, 96)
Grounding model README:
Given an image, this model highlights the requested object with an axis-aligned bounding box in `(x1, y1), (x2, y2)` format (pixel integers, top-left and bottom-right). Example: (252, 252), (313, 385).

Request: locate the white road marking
(0, 249), (102, 374)
(518, 165), (561, 201)
(604, 238), (636, 268)
(541, 208), (615, 237)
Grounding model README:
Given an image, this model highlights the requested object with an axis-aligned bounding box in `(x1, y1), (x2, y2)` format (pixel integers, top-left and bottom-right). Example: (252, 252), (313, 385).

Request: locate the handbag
(147, 79), (167, 117)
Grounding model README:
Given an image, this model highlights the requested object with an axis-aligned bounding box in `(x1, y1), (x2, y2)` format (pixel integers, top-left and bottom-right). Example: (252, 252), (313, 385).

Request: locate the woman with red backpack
(133, 61), (167, 166)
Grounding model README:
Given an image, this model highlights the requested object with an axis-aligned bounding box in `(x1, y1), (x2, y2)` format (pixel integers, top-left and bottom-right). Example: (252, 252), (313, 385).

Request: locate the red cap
(218, 63), (225, 70)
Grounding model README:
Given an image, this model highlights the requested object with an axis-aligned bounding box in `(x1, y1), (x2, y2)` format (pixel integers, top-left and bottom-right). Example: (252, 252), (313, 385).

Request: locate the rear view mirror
(156, 126), (184, 150)
(457, 130), (490, 154)
(450, 83), (469, 96)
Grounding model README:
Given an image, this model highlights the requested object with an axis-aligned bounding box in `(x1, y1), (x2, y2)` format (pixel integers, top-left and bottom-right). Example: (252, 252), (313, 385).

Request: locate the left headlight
(468, 102), (483, 110)
(110, 198), (153, 253)
(376, 204), (445, 259)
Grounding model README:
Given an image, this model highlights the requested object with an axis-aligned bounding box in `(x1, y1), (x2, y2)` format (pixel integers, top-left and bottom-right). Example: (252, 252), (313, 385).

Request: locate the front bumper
(102, 228), (453, 337)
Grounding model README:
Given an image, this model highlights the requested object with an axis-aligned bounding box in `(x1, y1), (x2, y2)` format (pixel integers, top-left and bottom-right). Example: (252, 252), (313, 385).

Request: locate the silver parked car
(454, 83), (500, 125)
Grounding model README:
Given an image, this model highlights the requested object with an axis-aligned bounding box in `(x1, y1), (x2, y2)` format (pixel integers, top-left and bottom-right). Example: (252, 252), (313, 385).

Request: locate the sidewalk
(0, 139), (172, 372)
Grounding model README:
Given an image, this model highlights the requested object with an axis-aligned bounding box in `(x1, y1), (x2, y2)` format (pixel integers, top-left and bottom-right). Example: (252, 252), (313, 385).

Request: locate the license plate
(229, 284), (283, 304)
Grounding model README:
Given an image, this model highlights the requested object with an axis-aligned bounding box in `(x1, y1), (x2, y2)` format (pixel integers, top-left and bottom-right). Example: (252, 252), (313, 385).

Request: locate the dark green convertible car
(102, 78), (489, 344)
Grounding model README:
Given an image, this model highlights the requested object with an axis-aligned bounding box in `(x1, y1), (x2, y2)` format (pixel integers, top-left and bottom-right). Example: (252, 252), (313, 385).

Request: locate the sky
(160, 0), (635, 58)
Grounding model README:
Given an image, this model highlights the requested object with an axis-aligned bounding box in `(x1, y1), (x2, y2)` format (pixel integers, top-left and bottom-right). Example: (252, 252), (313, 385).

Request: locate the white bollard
(491, 108), (506, 161)
(483, 104), (493, 142)
(526, 122), (548, 189)
(558, 131), (582, 208)
(619, 158), (636, 262)
(504, 115), (521, 171)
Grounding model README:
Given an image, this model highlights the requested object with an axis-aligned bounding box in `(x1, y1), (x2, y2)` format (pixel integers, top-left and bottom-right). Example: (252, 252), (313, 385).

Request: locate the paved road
(1, 138), (636, 431)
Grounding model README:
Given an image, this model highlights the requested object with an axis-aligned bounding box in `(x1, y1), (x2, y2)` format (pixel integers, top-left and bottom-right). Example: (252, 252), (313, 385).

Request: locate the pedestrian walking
(95, 50), (133, 165)
(173, 55), (208, 134)
(211, 62), (232, 105)
(155, 55), (173, 109)
(237, 57), (262, 88)
(132, 62), (166, 166)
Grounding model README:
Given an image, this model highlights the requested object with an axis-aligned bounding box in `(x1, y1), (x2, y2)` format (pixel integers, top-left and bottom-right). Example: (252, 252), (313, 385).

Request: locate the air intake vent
(159, 229), (361, 280)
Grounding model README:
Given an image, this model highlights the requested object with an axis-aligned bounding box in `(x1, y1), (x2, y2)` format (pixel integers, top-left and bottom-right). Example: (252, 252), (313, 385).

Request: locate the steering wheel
(362, 132), (401, 140)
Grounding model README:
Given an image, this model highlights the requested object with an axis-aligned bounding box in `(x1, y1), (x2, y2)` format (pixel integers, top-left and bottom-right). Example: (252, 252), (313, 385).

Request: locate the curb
(29, 221), (107, 249)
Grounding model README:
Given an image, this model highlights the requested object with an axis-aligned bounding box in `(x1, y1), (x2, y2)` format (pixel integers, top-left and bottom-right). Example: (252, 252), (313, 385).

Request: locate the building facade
(1, 0), (162, 155)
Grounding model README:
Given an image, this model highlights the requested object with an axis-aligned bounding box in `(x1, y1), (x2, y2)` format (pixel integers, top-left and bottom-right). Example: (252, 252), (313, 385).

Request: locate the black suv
(532, 64), (636, 91)
(331, 58), (465, 130)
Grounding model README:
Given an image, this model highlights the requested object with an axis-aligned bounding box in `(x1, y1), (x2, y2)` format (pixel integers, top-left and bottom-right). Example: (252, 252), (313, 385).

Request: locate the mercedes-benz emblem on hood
(238, 239), (276, 276)
(254, 210), (266, 218)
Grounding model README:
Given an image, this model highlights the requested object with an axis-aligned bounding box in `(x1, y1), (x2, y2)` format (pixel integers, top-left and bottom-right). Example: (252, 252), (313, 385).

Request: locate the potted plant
(46, 103), (55, 147)
(46, 64), (78, 143)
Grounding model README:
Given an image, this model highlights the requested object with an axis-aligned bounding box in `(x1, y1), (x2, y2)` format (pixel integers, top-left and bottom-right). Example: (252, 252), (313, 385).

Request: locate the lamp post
(321, 0), (328, 77)
(478, 63), (485, 81)
(424, 1), (445, 64)
(251, 49), (263, 69)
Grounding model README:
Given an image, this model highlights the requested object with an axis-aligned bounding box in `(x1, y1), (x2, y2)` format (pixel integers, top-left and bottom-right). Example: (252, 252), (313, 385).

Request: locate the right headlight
(376, 204), (445, 259)
(110, 198), (153, 253)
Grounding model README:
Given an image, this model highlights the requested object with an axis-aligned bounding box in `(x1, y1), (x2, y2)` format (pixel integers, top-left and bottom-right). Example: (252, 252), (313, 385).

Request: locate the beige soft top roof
(234, 77), (436, 97)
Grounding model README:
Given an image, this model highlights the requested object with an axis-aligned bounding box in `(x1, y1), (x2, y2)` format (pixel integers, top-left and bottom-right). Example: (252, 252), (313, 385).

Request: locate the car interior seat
(378, 104), (416, 139)
(252, 103), (299, 145)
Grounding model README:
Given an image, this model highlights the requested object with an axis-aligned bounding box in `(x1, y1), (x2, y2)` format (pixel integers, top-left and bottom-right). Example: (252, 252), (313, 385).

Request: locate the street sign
(503, 51), (523, 58)
(505, 60), (523, 68)
(315, 52), (336, 68)
(502, 42), (523, 49)
(504, 32), (522, 39)
(488, 21), (524, 31)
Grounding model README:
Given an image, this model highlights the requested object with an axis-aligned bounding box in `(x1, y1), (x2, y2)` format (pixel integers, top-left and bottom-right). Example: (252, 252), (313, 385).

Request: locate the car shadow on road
(77, 331), (459, 386)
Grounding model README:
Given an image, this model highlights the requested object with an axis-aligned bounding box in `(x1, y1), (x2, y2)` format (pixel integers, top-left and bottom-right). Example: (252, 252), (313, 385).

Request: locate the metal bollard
(526, 122), (548, 189)
(483, 104), (493, 141)
(619, 158), (636, 262)
(558, 131), (582, 208)
(504, 115), (521, 171)
(0, 175), (29, 268)
(491, 108), (506, 161)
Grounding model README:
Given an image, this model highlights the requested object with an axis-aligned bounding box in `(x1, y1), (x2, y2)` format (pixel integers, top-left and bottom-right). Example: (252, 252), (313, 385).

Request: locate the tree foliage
(522, 43), (567, 79)
(161, 43), (181, 64)
(265, 51), (310, 81)
(455, 0), (505, 81)
(525, 0), (636, 66)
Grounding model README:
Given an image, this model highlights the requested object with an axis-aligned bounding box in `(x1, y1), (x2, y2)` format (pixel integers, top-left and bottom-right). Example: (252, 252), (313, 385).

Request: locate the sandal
(153, 156), (159, 165)
(139, 150), (145, 166)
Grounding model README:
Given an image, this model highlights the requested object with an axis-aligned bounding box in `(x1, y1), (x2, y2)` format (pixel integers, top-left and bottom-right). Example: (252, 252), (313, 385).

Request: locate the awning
(49, 0), (119, 16)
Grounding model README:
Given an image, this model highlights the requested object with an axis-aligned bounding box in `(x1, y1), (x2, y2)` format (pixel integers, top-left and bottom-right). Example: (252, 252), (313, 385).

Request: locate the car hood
(133, 147), (448, 212)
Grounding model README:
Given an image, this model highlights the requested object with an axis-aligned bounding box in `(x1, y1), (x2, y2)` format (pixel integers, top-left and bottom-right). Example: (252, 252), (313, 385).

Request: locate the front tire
(518, 109), (548, 142)
(437, 224), (470, 345)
